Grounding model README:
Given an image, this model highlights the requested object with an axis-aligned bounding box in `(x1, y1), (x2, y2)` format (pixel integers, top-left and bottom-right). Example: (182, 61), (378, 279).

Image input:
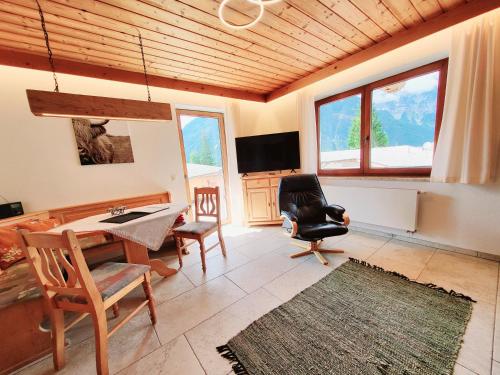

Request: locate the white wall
(239, 18), (500, 256)
(2, 12), (499, 255)
(0, 66), (236, 214)
(236, 94), (298, 137)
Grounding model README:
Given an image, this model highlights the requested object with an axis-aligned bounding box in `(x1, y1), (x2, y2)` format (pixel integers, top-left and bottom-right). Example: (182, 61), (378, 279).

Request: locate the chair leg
(199, 240), (207, 273)
(319, 249), (344, 254)
(112, 303), (120, 318)
(313, 251), (329, 265)
(180, 238), (190, 255)
(91, 309), (109, 375)
(175, 236), (183, 268)
(290, 241), (310, 250)
(290, 249), (312, 258)
(218, 228), (227, 257)
(143, 272), (157, 325)
(51, 309), (65, 371)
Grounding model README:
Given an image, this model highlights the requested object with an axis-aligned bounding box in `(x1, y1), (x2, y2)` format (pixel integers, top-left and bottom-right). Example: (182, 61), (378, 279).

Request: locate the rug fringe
(348, 258), (477, 303)
(216, 345), (249, 375)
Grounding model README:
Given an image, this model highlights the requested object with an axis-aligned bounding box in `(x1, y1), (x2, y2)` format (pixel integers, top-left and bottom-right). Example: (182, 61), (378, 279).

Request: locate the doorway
(176, 109), (231, 223)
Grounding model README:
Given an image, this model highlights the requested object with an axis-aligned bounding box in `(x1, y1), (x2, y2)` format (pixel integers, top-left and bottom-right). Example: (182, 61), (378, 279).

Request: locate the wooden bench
(0, 192), (171, 375)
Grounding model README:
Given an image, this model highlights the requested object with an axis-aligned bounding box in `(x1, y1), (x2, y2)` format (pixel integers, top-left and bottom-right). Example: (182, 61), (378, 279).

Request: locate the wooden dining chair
(173, 186), (226, 272)
(17, 229), (157, 375)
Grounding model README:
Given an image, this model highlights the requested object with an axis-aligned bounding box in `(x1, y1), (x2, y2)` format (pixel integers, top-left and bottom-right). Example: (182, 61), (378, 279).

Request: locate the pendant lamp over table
(26, 0), (172, 122)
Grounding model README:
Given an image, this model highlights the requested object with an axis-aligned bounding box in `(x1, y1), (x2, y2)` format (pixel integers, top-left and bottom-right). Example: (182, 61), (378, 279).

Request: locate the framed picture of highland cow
(72, 118), (135, 165)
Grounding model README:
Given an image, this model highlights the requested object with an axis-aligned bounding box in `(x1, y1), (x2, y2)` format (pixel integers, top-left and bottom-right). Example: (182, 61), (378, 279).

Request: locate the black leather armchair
(279, 174), (350, 265)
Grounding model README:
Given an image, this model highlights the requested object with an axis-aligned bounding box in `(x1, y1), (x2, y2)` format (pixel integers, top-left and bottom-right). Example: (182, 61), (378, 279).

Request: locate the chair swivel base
(290, 240), (344, 265)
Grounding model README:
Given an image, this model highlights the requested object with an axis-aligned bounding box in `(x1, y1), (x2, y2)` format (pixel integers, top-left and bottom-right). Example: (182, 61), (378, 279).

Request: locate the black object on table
(100, 211), (151, 224)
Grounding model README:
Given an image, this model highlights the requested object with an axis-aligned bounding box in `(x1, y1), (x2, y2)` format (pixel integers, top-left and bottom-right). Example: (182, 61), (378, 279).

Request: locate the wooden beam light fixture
(26, 90), (172, 121)
(26, 1), (171, 122)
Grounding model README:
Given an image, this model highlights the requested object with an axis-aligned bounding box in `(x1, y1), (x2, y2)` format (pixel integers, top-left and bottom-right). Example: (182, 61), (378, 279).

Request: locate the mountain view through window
(318, 69), (441, 172)
(178, 113), (229, 221)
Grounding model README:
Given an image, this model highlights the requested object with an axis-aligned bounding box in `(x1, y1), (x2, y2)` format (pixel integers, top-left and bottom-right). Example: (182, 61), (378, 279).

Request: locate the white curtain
(431, 10), (500, 184)
(224, 101), (245, 224)
(297, 88), (317, 173)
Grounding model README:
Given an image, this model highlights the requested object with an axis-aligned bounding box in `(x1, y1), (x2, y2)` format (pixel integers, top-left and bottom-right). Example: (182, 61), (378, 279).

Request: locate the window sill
(319, 175), (430, 183)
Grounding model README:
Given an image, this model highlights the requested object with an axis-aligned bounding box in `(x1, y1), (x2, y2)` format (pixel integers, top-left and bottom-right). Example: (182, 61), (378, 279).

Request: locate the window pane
(319, 94), (362, 170)
(179, 114), (229, 221)
(370, 71), (439, 169)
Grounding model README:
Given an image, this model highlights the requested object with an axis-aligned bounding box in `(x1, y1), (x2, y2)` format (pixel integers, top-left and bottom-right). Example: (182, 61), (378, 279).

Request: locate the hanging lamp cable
(35, 0), (59, 92)
(137, 30), (152, 102)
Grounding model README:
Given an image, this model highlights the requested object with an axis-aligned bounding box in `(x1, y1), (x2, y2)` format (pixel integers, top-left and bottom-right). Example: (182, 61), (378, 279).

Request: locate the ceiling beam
(266, 0), (500, 102)
(0, 49), (267, 102)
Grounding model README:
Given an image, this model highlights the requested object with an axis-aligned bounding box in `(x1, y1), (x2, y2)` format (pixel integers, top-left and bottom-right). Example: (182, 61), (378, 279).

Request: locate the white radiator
(322, 185), (420, 232)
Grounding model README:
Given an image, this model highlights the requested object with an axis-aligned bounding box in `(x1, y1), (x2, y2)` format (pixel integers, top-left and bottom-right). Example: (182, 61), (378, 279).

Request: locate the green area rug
(218, 258), (474, 375)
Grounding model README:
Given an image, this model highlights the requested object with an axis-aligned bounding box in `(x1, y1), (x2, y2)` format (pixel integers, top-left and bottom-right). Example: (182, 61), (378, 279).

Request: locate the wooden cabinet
(271, 186), (280, 221)
(246, 188), (272, 222)
(243, 173), (292, 226)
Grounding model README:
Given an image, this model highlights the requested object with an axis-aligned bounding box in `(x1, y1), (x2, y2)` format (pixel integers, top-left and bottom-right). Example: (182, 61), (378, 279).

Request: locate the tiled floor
(15, 226), (499, 375)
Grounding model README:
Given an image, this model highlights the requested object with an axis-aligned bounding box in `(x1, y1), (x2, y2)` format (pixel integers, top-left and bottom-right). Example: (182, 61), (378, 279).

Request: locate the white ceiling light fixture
(218, 0), (282, 30)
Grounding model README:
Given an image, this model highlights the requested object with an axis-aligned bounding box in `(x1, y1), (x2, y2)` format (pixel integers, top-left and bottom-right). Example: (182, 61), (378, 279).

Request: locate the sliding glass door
(176, 109), (231, 222)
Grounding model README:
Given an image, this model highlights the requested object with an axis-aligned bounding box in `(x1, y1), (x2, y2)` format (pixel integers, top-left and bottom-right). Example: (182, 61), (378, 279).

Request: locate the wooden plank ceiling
(0, 0), (497, 101)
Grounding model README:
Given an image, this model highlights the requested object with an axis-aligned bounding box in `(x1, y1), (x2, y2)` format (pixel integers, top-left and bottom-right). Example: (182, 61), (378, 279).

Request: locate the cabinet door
(271, 187), (281, 221)
(246, 188), (272, 222)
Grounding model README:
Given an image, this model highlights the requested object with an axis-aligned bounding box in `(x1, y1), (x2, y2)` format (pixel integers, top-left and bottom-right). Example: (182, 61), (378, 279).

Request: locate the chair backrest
(193, 187), (220, 223)
(278, 174), (328, 223)
(17, 229), (100, 305)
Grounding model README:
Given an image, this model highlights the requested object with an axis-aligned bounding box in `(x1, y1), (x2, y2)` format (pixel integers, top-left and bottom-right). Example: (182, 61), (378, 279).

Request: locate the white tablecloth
(49, 203), (189, 251)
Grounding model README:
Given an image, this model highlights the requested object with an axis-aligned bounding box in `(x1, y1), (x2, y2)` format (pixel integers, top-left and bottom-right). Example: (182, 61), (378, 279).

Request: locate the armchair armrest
(280, 211), (298, 237)
(325, 205), (350, 226)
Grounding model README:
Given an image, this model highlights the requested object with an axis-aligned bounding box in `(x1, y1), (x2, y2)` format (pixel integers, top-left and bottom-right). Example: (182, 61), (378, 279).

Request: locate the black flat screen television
(235, 131), (300, 174)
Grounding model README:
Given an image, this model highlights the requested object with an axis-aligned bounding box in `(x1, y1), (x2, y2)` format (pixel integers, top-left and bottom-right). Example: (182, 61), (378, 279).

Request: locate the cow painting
(72, 118), (134, 165)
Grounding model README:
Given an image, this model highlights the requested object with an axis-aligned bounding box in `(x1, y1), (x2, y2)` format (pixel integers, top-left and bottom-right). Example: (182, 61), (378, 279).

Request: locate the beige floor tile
(181, 249), (252, 286)
(418, 251), (499, 304)
(130, 271), (195, 306)
(225, 244), (307, 293)
(222, 227), (277, 250)
(185, 289), (282, 375)
(19, 309), (160, 375)
(264, 257), (334, 301)
(493, 361), (500, 375)
(375, 239), (436, 264)
(366, 240), (436, 279)
(456, 301), (495, 375)
(319, 232), (350, 247)
(240, 225), (282, 235)
(318, 252), (352, 269)
(233, 233), (290, 260)
(328, 236), (381, 261)
(340, 230), (390, 249)
(364, 255), (425, 280)
(118, 335), (204, 375)
(154, 276), (246, 344)
(454, 363), (478, 374)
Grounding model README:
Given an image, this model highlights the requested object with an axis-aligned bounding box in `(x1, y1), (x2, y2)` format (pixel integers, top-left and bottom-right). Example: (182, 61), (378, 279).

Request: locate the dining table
(49, 202), (189, 278)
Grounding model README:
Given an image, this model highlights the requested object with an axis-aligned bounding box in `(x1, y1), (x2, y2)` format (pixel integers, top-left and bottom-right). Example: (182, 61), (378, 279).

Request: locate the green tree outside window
(348, 110), (389, 149)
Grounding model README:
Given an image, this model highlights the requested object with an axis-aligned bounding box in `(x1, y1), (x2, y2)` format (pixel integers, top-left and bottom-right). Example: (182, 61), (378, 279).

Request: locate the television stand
(241, 172), (295, 226)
